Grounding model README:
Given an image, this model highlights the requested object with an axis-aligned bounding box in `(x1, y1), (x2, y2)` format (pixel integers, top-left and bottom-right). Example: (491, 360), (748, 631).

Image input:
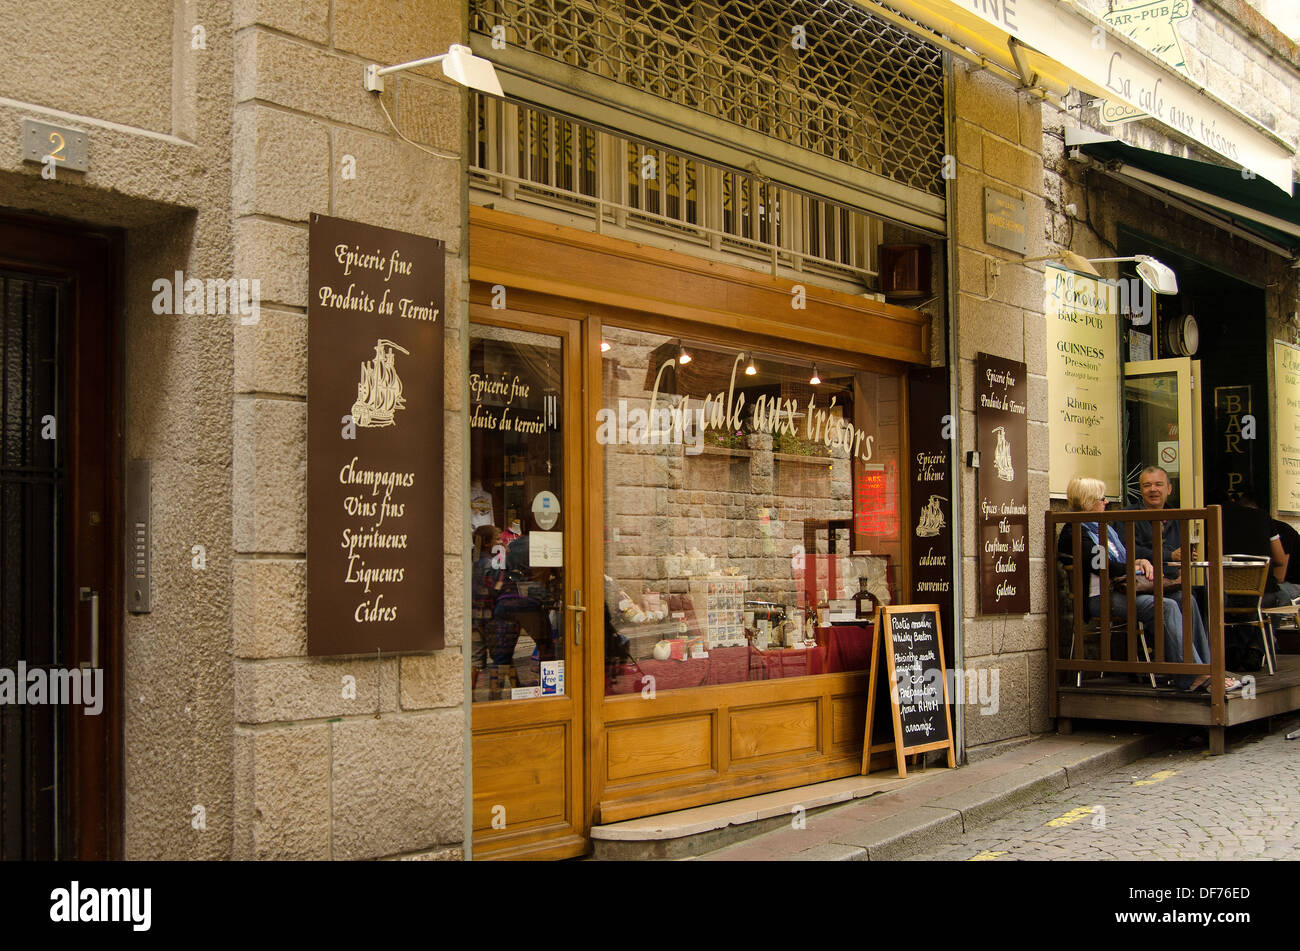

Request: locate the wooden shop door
(468, 305), (593, 860)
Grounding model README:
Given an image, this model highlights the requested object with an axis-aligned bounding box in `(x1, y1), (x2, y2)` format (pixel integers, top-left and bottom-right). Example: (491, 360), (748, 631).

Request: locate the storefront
(6, 0), (1300, 864)
(466, 207), (933, 857)
(1044, 133), (1300, 516)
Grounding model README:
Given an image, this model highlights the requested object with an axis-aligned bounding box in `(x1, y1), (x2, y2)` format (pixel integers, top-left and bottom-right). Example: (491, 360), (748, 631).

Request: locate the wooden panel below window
(831, 692), (867, 751)
(597, 673), (873, 823)
(473, 724), (568, 834)
(729, 699), (820, 764)
(606, 714), (714, 782)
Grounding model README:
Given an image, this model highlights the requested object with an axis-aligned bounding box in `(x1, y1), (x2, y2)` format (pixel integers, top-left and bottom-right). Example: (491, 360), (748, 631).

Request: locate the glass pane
(601, 327), (903, 696)
(1123, 371), (1184, 507)
(469, 324), (566, 703)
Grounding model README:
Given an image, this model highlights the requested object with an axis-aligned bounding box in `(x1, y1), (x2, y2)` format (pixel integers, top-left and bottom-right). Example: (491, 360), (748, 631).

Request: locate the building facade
(0, 0), (1297, 861)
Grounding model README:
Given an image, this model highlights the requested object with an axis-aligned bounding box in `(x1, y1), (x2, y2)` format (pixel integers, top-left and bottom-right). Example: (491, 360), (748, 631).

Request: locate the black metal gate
(0, 269), (65, 860)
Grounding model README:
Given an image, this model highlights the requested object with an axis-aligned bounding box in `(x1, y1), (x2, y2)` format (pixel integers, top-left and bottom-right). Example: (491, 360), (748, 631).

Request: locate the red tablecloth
(820, 624), (873, 673)
(606, 626), (873, 694)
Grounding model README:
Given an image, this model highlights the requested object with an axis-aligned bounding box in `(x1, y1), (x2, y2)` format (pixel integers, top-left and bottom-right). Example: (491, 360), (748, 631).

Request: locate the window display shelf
(773, 452), (833, 465)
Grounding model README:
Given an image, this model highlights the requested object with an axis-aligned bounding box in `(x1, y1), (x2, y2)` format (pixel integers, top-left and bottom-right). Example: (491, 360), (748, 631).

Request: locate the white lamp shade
(443, 44), (503, 97)
(1135, 255), (1179, 295)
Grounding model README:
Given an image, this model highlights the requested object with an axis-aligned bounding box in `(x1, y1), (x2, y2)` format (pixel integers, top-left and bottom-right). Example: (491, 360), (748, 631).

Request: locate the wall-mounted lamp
(809, 364), (821, 386)
(363, 44), (503, 96)
(986, 251), (1178, 297)
(677, 341), (692, 365)
(1090, 255), (1179, 295)
(744, 354), (758, 376)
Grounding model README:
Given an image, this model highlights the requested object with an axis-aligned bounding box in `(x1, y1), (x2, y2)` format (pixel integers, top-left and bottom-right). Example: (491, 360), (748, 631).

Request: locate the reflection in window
(601, 327), (902, 696)
(469, 324), (566, 703)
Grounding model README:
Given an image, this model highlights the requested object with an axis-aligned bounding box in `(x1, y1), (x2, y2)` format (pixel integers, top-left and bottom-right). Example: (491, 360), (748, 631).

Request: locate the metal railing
(469, 94), (885, 290)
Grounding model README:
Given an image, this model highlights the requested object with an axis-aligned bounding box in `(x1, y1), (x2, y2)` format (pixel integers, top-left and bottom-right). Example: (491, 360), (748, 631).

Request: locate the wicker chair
(1222, 557), (1276, 675)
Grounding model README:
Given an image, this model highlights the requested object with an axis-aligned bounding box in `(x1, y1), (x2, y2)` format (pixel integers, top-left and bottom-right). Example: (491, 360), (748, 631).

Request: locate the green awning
(1078, 140), (1300, 252)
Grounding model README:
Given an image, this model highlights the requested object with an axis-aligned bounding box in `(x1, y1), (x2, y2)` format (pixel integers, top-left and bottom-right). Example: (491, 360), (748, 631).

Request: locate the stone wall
(949, 62), (1053, 747)
(0, 0), (238, 858)
(229, 0), (468, 860)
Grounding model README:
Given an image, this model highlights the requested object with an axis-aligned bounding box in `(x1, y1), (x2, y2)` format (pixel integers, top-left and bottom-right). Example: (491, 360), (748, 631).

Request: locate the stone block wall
(950, 62), (1054, 747)
(230, 0), (468, 860)
(0, 0), (241, 859)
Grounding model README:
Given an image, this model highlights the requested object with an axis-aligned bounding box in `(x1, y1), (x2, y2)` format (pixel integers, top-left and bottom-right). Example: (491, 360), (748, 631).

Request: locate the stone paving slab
(908, 715), (1300, 861)
(694, 729), (1174, 861)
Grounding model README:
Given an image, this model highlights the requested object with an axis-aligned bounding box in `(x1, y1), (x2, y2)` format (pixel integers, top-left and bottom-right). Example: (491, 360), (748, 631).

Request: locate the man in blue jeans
(1065, 476), (1241, 692)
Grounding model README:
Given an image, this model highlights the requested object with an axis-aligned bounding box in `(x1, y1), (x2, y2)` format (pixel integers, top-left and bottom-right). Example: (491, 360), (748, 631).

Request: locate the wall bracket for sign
(862, 603), (956, 778)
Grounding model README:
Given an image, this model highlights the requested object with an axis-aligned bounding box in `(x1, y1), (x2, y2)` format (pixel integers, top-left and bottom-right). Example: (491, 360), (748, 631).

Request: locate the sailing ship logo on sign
(916, 495), (947, 537)
(992, 426), (1014, 482)
(351, 339), (410, 428)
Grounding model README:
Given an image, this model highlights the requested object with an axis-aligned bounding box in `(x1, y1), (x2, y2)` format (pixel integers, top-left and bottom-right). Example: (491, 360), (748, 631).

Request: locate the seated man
(1271, 516), (1300, 604)
(1214, 482), (1293, 608)
(1127, 465), (1182, 579)
(1063, 476), (1240, 692)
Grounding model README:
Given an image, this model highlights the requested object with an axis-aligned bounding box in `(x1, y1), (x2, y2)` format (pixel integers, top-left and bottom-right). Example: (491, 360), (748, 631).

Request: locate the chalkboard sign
(862, 603), (956, 777)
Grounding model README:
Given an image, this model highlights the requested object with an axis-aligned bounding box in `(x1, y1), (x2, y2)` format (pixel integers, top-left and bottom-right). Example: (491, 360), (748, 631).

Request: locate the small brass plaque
(22, 118), (89, 172)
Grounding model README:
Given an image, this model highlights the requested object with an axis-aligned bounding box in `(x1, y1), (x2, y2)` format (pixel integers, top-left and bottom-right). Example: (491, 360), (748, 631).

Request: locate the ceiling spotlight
(810, 364), (821, 386)
(744, 354), (757, 376)
(678, 342), (692, 365)
(600, 340), (611, 352)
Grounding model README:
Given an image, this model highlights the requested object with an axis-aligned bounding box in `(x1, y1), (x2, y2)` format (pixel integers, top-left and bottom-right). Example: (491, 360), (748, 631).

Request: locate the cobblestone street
(911, 717), (1300, 861)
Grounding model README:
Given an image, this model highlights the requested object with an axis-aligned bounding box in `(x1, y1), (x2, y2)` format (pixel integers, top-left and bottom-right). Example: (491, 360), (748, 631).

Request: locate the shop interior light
(677, 342), (692, 365)
(744, 354), (758, 376)
(600, 340), (611, 352)
(809, 364), (821, 386)
(363, 44), (503, 96)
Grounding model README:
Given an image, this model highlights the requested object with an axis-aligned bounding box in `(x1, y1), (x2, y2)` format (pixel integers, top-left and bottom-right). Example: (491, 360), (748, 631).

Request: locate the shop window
(601, 327), (903, 696)
(469, 325), (567, 703)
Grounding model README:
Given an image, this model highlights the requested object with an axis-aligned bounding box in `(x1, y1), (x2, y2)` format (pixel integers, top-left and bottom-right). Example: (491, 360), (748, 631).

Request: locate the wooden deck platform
(1057, 654), (1300, 752)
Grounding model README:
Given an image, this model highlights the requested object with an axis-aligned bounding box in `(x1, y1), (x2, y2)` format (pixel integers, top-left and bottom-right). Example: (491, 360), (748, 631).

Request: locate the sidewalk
(589, 728), (1175, 860)
(695, 730), (1173, 860)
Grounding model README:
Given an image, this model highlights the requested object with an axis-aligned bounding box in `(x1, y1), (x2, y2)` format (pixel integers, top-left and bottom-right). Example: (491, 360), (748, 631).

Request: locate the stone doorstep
(591, 773), (914, 845)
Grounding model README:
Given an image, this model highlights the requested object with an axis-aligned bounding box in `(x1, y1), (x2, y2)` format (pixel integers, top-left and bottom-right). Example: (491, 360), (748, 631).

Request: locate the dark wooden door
(0, 216), (119, 859)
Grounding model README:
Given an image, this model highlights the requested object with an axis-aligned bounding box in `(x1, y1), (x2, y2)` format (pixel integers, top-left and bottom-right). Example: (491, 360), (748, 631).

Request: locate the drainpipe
(943, 52), (967, 765)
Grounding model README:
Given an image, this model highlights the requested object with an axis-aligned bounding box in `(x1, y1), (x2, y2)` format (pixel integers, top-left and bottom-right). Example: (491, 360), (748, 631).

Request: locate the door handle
(566, 589), (585, 645)
(79, 587), (99, 670)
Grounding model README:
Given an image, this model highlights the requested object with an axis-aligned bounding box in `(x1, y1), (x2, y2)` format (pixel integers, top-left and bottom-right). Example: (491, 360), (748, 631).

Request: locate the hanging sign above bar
(894, 0), (1294, 192)
(307, 213), (445, 655)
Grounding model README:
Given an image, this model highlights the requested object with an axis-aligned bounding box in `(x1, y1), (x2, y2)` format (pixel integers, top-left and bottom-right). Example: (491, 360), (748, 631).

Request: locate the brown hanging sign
(307, 213), (445, 655)
(975, 352), (1030, 614)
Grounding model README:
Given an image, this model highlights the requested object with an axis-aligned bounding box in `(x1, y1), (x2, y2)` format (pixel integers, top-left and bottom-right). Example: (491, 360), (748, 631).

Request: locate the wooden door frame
(0, 210), (123, 860)
(467, 303), (591, 859)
